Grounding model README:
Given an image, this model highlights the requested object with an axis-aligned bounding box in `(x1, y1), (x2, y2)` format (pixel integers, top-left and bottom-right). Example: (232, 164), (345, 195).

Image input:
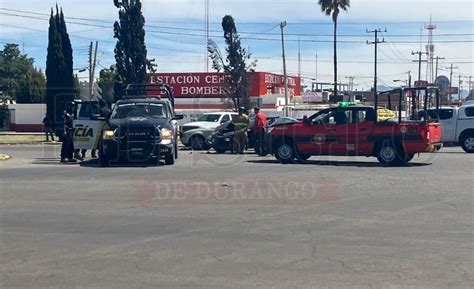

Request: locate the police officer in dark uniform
(60, 103), (77, 163)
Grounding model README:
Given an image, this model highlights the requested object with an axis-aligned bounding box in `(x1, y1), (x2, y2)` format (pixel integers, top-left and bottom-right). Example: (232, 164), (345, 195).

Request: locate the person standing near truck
(60, 104), (77, 163)
(42, 114), (55, 142)
(253, 107), (267, 154)
(232, 107), (249, 154)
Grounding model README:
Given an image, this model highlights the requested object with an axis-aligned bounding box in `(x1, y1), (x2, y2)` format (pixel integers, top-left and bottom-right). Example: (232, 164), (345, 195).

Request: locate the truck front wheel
(275, 142), (295, 164)
(98, 150), (110, 167)
(164, 146), (176, 165)
(461, 135), (474, 153)
(190, 135), (208, 150)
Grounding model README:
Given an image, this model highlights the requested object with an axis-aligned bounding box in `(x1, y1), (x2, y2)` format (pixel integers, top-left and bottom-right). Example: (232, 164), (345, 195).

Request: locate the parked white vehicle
(179, 112), (237, 150)
(427, 102), (474, 153)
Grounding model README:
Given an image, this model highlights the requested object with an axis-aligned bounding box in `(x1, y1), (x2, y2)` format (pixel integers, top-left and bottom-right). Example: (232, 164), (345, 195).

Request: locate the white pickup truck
(427, 101), (474, 153)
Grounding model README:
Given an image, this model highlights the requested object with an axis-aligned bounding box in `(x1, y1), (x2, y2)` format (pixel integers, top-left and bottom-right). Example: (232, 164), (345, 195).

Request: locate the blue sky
(0, 0), (473, 91)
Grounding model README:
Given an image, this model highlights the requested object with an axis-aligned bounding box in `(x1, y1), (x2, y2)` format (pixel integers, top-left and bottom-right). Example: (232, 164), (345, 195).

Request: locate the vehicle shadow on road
(31, 158), (79, 166)
(247, 159), (432, 168)
(79, 159), (163, 168)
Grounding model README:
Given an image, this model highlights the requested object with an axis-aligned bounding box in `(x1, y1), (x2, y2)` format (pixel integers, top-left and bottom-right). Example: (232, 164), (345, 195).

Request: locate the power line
(2, 7), (473, 26)
(0, 24), (203, 55)
(1, 9), (473, 40)
(383, 31), (411, 61)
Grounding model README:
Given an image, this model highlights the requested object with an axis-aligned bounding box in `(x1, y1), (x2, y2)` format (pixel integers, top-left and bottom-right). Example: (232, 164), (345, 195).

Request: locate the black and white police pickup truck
(426, 101), (474, 153)
(73, 84), (184, 165)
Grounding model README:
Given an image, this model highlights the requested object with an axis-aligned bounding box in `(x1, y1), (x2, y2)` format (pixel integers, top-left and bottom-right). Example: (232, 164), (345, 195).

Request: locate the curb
(0, 154), (11, 161)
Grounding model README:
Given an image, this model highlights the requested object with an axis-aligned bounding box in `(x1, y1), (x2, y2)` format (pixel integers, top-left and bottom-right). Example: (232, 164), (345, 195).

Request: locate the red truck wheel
(376, 141), (405, 166)
(275, 143), (295, 164)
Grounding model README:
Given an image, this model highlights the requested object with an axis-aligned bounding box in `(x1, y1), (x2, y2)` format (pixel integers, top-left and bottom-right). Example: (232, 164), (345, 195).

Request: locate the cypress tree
(208, 15), (257, 110)
(113, 0), (152, 100)
(59, 9), (74, 90)
(45, 7), (74, 127)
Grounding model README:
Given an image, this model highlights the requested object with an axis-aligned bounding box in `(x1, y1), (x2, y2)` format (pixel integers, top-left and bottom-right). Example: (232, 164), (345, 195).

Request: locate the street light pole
(280, 21), (289, 117)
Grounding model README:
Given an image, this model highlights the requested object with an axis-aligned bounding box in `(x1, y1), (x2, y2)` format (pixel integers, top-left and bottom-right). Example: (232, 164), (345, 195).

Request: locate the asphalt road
(0, 145), (473, 289)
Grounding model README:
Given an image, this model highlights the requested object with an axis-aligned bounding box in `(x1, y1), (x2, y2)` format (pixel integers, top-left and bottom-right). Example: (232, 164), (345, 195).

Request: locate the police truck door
(73, 102), (105, 150)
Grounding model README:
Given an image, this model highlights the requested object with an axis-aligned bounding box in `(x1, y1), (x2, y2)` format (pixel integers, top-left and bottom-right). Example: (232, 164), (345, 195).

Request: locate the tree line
(0, 44), (46, 104)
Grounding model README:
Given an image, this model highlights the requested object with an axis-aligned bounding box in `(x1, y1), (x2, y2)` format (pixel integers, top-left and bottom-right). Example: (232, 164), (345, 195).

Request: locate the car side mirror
(329, 116), (335, 124)
(173, 114), (184, 120)
(91, 114), (106, 121)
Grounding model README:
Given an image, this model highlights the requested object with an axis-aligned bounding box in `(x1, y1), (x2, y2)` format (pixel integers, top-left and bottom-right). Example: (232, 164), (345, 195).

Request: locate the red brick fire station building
(148, 72), (301, 110)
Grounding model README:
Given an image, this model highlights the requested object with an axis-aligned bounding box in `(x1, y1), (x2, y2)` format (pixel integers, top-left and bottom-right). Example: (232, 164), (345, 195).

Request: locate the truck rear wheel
(376, 141), (404, 166)
(461, 135), (474, 153)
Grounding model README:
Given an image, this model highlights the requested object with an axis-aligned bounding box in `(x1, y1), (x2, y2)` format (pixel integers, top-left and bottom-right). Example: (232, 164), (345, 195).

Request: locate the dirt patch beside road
(0, 134), (59, 145)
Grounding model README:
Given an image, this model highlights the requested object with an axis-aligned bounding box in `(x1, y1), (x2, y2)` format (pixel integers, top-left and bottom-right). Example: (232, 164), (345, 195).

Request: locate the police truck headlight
(161, 128), (174, 140)
(102, 130), (115, 139)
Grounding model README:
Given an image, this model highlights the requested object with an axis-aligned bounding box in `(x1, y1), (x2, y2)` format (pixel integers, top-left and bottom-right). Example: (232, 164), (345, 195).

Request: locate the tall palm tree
(317, 0), (350, 100)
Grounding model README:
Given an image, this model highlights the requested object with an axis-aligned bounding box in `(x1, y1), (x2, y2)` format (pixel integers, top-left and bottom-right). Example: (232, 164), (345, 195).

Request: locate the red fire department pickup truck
(266, 88), (443, 166)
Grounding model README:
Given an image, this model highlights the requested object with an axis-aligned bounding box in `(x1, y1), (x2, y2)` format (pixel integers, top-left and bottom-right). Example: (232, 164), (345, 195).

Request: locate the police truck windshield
(111, 103), (168, 119)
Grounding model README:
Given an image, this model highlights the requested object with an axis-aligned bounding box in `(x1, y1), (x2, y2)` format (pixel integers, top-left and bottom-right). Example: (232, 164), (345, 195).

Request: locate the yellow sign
(378, 109), (397, 120)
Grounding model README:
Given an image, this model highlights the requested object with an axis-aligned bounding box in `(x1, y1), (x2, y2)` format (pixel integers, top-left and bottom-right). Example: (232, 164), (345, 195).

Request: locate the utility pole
(280, 21), (289, 117)
(315, 52), (318, 82)
(469, 76), (472, 95)
(89, 42), (93, 100)
(447, 64), (458, 104)
(297, 34), (301, 78)
(434, 56), (444, 82)
(407, 71), (412, 88)
(411, 51), (428, 82)
(204, 0), (209, 72)
(88, 41), (99, 100)
(366, 28), (386, 108)
(458, 75), (462, 101)
(91, 41), (99, 100)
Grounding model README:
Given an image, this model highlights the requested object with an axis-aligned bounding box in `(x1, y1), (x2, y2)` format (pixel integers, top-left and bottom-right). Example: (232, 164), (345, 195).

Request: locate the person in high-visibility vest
(232, 107), (249, 154)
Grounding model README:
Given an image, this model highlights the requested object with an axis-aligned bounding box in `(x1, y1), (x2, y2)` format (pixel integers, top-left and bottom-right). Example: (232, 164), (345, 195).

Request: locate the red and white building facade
(148, 72), (301, 111)
(4, 72), (301, 132)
